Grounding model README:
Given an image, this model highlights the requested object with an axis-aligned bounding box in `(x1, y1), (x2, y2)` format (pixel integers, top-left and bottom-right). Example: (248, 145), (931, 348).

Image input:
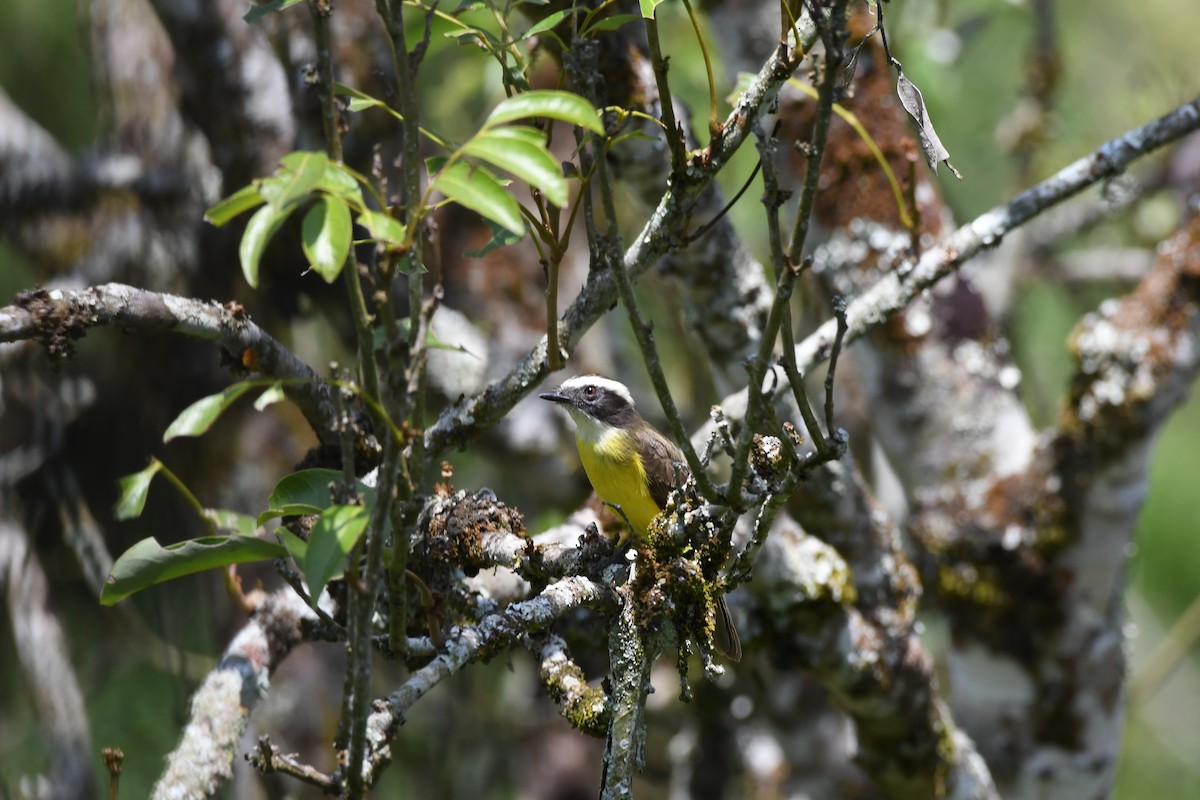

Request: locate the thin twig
(249, 735), (338, 790)
(754, 119), (830, 458)
(343, 438), (400, 794)
(643, 17), (687, 178)
(823, 296), (847, 434)
(312, 0), (382, 420)
(728, 1), (848, 504)
(684, 158), (763, 245)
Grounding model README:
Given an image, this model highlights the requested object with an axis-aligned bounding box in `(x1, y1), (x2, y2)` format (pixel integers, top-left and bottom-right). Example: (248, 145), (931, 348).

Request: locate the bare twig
(248, 735), (337, 790)
(823, 296), (847, 434)
(643, 16), (687, 177)
(755, 118), (830, 458)
(729, 0), (848, 504)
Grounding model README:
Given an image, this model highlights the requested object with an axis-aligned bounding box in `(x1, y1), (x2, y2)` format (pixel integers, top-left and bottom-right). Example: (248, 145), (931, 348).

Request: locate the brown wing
(639, 423), (689, 511)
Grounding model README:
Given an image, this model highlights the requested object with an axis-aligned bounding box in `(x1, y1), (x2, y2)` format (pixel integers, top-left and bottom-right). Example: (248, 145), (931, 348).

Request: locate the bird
(540, 374), (741, 661)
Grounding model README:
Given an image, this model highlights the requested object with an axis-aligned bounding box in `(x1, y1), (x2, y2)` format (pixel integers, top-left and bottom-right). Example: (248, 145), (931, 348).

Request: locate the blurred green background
(2, 0), (1199, 796)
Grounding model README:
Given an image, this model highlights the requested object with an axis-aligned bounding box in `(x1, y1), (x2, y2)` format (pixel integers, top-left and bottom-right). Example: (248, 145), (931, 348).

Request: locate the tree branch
(153, 590), (316, 799)
(362, 576), (613, 783)
(793, 94), (1200, 376)
(0, 283), (340, 446)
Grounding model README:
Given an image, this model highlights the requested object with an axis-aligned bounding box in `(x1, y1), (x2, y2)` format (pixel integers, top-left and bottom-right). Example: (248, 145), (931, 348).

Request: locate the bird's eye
(584, 385), (597, 398)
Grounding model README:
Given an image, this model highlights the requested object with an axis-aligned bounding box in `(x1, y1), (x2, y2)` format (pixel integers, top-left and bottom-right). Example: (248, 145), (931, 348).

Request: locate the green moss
(632, 502), (734, 658)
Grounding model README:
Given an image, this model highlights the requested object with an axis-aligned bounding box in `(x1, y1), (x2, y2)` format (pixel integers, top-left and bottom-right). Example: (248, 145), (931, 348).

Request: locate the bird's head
(539, 375), (640, 441)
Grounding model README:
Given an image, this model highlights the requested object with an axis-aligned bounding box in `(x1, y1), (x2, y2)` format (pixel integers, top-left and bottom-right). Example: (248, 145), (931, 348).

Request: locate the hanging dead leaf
(896, 70), (963, 180)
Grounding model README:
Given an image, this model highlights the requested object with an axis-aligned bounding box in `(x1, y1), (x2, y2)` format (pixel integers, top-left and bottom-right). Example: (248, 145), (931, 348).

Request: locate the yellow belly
(576, 433), (662, 536)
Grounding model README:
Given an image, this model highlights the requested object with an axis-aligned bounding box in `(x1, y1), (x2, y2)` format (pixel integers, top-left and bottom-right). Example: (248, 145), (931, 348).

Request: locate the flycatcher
(540, 375), (741, 661)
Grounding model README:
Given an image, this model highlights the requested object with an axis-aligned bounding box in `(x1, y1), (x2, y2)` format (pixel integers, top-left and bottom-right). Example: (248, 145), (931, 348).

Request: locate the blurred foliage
(2, 0), (1200, 795)
(0, 0), (96, 149)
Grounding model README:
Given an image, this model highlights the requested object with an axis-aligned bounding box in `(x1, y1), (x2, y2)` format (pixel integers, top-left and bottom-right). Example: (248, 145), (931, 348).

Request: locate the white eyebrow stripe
(559, 374), (635, 407)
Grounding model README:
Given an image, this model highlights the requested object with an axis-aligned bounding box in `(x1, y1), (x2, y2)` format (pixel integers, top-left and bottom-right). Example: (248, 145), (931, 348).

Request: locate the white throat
(565, 406), (617, 444)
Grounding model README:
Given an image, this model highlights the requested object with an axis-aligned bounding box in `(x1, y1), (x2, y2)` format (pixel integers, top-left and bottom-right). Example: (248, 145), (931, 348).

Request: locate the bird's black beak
(539, 390), (570, 404)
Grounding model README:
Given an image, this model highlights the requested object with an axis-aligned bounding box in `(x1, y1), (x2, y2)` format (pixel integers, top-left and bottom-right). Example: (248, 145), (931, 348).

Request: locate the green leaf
(464, 218), (524, 257)
(267, 469), (342, 512)
(254, 382), (287, 411)
(357, 208), (407, 248)
(278, 529), (308, 571)
(335, 83), (404, 121)
(445, 27), (503, 52)
(522, 8), (579, 38)
(398, 252), (427, 275)
(301, 197), (352, 282)
(464, 126), (568, 207)
(318, 163), (366, 208)
(305, 504), (370, 600)
(638, 0), (667, 18)
(204, 509), (261, 536)
(163, 382), (259, 442)
(390, 318), (478, 357)
(100, 535), (287, 605)
(244, 0), (306, 24)
(239, 202), (295, 288)
(583, 13), (639, 33)
(257, 506), (319, 526)
(430, 159), (526, 236)
(335, 83), (386, 113)
(260, 468), (378, 527)
(261, 151), (329, 209)
(114, 461), (164, 520)
(205, 184), (265, 227)
(484, 90), (604, 135)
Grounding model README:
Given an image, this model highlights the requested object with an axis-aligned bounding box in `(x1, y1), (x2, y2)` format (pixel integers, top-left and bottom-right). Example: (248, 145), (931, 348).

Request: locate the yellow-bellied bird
(541, 375), (741, 661)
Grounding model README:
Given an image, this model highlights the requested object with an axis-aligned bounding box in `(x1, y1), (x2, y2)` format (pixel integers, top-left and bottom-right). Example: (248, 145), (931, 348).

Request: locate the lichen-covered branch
(152, 590), (315, 799)
(0, 283), (339, 445)
(907, 215), (1200, 795)
(600, 581), (654, 800)
(753, 517), (997, 799)
(537, 635), (610, 737)
(362, 576), (613, 783)
(793, 94), (1200, 375)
